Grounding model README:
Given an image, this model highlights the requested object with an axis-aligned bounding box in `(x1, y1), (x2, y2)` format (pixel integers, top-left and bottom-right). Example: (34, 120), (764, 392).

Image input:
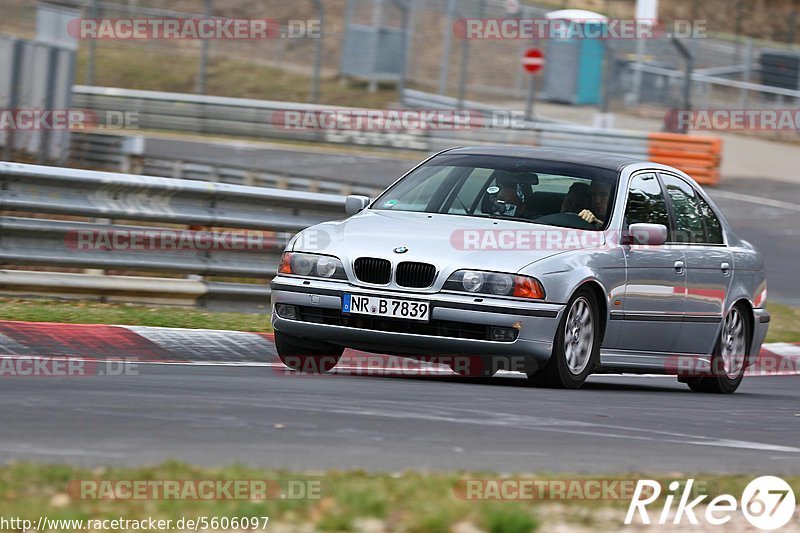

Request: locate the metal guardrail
(73, 85), (428, 151)
(0, 162), (347, 311)
(72, 85), (652, 155)
(70, 86), (723, 186)
(631, 62), (800, 100)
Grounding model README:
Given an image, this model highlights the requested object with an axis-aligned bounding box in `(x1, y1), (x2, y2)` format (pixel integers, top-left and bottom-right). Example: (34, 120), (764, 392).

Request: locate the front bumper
(270, 275), (564, 364)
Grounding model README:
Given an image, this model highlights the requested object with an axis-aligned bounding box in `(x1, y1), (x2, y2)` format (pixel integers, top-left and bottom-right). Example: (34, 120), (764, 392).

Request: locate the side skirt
(597, 349), (712, 375)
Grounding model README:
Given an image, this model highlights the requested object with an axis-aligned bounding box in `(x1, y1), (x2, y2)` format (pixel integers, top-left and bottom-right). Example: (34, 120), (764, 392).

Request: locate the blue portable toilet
(541, 9), (607, 105)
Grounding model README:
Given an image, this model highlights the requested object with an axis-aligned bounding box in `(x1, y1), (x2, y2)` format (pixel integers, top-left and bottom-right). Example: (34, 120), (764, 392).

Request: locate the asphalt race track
(1, 320), (798, 473)
(1, 364), (799, 473)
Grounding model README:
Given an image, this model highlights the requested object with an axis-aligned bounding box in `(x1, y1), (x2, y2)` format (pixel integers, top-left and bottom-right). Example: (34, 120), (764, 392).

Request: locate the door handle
(721, 262), (730, 274)
(674, 260), (685, 273)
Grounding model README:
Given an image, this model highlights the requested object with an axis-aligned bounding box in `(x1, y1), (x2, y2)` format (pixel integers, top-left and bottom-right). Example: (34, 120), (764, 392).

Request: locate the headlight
(443, 270), (545, 299)
(291, 254), (315, 276)
(462, 271), (485, 292)
(487, 273), (514, 295)
(279, 252), (346, 280)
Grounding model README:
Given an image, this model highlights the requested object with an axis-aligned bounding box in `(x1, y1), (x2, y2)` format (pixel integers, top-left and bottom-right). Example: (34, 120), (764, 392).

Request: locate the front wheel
(528, 289), (600, 389)
(275, 331), (344, 373)
(685, 305), (750, 394)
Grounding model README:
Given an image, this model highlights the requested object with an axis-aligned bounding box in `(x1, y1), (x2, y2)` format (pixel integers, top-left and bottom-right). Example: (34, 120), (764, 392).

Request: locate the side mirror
(345, 195), (371, 216)
(623, 223), (668, 246)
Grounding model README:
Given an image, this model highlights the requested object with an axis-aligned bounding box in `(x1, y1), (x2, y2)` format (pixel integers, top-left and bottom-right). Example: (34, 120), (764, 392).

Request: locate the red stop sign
(522, 48), (545, 74)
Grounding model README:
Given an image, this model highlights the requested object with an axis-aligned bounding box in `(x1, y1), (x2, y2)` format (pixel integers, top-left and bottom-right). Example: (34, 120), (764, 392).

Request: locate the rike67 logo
(626, 476), (796, 530)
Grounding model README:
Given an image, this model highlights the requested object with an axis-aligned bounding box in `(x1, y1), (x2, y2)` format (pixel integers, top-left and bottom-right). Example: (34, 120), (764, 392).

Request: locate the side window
(625, 173), (670, 227)
(661, 174), (712, 244)
(696, 194), (724, 244)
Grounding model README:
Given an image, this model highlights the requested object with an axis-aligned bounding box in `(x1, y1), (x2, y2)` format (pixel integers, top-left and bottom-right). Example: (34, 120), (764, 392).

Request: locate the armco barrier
(73, 86), (723, 186)
(647, 133), (722, 186)
(0, 161), (346, 312)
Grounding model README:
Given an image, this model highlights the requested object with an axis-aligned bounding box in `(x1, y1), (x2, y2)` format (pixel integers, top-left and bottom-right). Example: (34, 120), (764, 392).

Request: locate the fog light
(276, 304), (298, 320)
(490, 327), (518, 342)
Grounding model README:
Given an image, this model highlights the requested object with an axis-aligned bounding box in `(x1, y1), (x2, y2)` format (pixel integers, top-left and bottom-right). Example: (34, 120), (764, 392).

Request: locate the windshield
(373, 154), (619, 230)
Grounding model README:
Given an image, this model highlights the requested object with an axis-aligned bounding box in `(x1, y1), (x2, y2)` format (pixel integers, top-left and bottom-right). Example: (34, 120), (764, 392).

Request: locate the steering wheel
(534, 212), (596, 230)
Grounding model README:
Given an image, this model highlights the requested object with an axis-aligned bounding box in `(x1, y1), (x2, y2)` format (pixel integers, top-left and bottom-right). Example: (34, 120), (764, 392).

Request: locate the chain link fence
(3, 0), (800, 130)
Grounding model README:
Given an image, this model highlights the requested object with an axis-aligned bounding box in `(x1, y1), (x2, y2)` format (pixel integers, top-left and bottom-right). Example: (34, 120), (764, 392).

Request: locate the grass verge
(74, 44), (400, 109)
(0, 298), (797, 343)
(0, 298), (271, 333)
(1, 463), (798, 532)
(763, 303), (800, 343)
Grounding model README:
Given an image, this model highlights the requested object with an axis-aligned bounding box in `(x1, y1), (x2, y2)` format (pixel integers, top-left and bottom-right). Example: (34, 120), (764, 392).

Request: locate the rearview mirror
(624, 223), (668, 246)
(345, 195), (371, 216)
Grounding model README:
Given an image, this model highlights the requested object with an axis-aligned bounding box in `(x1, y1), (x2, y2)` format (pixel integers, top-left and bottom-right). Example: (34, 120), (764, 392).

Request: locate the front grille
(353, 257), (391, 285)
(395, 261), (437, 288)
(294, 306), (503, 342)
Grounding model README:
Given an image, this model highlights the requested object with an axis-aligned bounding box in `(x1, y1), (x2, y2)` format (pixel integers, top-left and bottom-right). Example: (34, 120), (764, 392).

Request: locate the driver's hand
(579, 209), (602, 225)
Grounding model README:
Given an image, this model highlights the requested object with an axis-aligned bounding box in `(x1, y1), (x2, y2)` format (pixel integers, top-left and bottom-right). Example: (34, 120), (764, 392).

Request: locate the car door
(660, 173), (732, 355)
(618, 172), (686, 354)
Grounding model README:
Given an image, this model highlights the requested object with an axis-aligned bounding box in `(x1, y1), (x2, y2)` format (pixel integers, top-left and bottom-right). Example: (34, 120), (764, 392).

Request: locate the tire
(685, 304), (750, 394)
(275, 331), (344, 373)
(527, 288), (600, 389)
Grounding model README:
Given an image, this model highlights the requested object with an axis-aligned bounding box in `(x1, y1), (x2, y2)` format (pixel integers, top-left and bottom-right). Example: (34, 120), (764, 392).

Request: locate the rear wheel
(275, 331), (344, 373)
(528, 289), (600, 389)
(685, 304), (749, 394)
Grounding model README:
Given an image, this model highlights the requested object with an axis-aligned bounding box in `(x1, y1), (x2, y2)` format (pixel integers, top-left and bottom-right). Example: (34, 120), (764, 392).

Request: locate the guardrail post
(2, 38), (23, 161)
(740, 38), (754, 109)
(121, 136), (145, 174)
(437, 0), (457, 96)
(85, 217), (111, 277)
(85, 0), (98, 85)
(670, 37), (694, 134)
(196, 0), (212, 94)
(312, 0), (324, 103)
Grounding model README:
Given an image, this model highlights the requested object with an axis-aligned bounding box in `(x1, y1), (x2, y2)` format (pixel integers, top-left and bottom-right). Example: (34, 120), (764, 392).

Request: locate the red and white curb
(0, 320), (797, 377)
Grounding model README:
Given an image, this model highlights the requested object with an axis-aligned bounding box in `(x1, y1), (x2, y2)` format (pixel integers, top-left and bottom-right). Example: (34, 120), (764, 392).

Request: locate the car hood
(294, 209), (605, 275)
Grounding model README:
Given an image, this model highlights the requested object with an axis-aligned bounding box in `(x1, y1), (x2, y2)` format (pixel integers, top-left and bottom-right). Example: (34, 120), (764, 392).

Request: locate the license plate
(342, 294), (430, 322)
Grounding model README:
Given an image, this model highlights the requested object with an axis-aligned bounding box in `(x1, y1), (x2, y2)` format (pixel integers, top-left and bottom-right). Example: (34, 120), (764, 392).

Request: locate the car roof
(441, 146), (641, 173)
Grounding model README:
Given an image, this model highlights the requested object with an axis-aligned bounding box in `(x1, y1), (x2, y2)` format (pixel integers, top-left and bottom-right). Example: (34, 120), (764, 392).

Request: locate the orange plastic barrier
(647, 133), (722, 186)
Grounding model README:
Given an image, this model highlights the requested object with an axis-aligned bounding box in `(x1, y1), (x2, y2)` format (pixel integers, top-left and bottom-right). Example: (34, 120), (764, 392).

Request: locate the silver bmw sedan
(270, 147), (769, 393)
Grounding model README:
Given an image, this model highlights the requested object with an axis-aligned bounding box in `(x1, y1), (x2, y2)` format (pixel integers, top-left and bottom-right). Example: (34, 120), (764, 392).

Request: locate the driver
(561, 182), (591, 214)
(578, 180), (612, 227)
